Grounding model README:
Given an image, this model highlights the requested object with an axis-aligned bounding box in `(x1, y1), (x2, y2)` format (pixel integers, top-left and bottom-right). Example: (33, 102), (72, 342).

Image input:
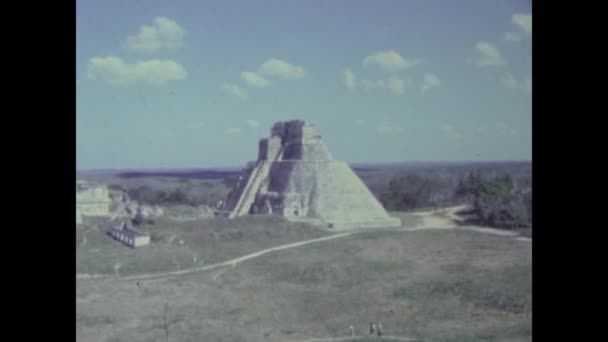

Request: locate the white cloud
(361, 79), (386, 90)
(360, 77), (409, 96)
(189, 121), (205, 129)
(360, 77), (415, 96)
(241, 71), (269, 88)
(259, 58), (306, 79)
(440, 123), (462, 139)
(477, 121), (517, 135)
(474, 42), (507, 67)
(479, 122), (519, 135)
(494, 122), (519, 136)
(501, 73), (531, 94)
(225, 127), (241, 134)
(504, 32), (522, 42)
(421, 73), (441, 92)
(125, 17), (185, 53)
(387, 77), (405, 95)
(503, 14), (531, 44)
(343, 68), (356, 90)
(246, 119), (260, 128)
(363, 50), (424, 72)
(501, 72), (518, 88)
(512, 13), (532, 35)
(221, 83), (248, 99)
(161, 130), (176, 137)
(440, 123), (455, 132)
(86, 56), (187, 86)
(496, 122), (508, 130)
(376, 121), (404, 135)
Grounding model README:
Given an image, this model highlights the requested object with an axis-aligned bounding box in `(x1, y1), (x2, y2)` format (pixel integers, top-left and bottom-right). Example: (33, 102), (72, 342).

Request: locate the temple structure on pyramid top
(220, 120), (401, 229)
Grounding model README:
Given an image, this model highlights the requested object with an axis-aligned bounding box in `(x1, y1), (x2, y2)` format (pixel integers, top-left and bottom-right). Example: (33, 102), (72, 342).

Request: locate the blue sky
(77, 0), (532, 170)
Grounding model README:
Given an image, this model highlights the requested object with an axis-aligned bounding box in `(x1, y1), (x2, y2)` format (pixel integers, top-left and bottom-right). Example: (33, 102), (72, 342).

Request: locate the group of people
(348, 322), (384, 337)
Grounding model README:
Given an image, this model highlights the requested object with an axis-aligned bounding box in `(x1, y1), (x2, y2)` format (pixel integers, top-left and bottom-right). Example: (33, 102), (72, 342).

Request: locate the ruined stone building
(76, 180), (111, 219)
(221, 120), (401, 229)
(107, 221), (151, 248)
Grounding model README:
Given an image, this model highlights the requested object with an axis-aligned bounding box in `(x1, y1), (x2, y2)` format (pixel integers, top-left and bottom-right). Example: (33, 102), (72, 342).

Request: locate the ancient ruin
(220, 120), (401, 229)
(76, 180), (111, 220)
(107, 221), (151, 248)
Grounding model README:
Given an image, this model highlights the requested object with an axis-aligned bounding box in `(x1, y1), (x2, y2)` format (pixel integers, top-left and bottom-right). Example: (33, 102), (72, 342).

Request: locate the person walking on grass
(348, 325), (355, 338)
(377, 322), (384, 336)
(370, 322), (376, 335)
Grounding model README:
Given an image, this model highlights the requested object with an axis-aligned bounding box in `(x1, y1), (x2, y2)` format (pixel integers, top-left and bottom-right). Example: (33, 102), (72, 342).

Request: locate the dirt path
(118, 232), (356, 281)
(76, 205), (530, 281)
(77, 232), (355, 281)
(405, 205), (531, 242)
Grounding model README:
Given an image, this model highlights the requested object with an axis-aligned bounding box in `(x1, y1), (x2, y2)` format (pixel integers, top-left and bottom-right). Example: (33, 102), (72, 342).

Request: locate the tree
(455, 170), (482, 201)
(381, 174), (449, 210)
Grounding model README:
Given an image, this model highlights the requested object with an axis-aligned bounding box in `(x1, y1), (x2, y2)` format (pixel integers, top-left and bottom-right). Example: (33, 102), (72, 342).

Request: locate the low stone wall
(107, 227), (150, 248)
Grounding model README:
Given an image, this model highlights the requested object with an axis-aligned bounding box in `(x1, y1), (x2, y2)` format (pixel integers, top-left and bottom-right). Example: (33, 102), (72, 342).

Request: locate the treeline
(112, 182), (230, 207)
(380, 174), (456, 210)
(378, 168), (531, 229)
(127, 186), (190, 206)
(454, 172), (531, 229)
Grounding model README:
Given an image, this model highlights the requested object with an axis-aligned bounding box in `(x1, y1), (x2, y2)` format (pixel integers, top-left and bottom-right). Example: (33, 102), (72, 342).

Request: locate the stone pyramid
(221, 120), (401, 229)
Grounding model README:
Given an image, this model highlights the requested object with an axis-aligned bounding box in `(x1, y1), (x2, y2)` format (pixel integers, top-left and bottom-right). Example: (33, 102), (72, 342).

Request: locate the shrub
(469, 173), (531, 228)
(381, 174), (451, 210)
(381, 169), (531, 229)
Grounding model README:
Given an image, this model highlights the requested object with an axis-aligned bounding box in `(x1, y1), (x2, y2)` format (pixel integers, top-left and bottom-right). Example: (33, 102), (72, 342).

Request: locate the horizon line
(76, 159), (532, 173)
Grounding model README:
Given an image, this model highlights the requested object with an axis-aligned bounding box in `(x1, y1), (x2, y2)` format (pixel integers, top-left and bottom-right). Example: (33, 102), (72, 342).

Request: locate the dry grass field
(77, 215), (332, 277)
(76, 164), (531, 341)
(77, 223), (531, 342)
